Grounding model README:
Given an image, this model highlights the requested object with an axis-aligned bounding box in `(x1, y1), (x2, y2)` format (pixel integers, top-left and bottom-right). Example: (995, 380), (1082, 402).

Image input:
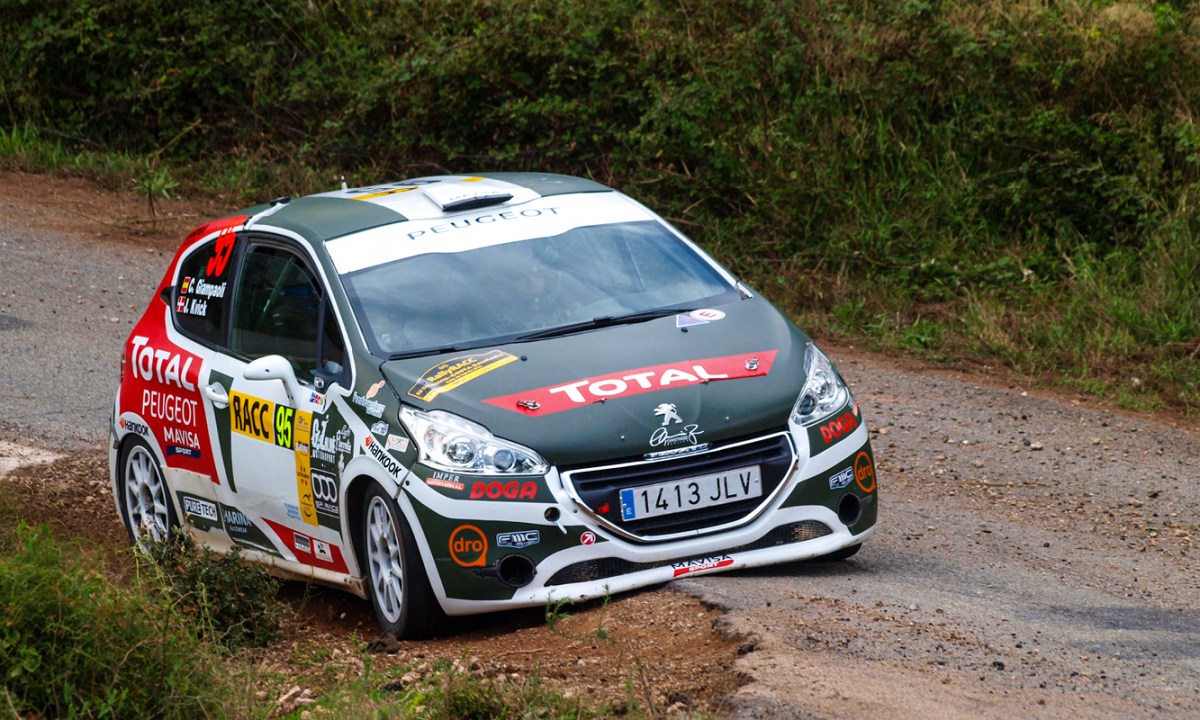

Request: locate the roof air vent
(422, 180), (513, 212)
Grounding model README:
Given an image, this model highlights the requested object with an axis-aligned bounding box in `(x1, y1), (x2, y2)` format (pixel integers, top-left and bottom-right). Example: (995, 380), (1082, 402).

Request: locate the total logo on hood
(485, 350), (778, 415)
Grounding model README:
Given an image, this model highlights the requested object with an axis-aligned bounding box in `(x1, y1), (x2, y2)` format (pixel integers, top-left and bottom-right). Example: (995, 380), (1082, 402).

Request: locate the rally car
(110, 172), (877, 637)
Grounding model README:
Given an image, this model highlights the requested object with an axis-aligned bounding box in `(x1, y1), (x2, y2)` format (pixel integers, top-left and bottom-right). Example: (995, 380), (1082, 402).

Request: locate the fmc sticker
(485, 350), (778, 415)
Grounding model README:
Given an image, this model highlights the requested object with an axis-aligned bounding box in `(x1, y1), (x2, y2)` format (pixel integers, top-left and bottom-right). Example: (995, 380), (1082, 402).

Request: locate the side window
(174, 238), (234, 345)
(230, 245), (325, 379)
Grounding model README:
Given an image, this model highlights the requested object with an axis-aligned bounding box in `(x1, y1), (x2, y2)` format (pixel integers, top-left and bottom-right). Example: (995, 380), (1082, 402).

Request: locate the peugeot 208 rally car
(110, 173), (877, 637)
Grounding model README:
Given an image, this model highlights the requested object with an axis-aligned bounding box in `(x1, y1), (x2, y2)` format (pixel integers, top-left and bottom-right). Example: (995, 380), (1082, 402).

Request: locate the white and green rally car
(110, 173), (877, 637)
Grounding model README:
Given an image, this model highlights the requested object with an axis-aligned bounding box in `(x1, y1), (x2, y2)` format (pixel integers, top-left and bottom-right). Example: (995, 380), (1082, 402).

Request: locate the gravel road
(0, 183), (169, 448)
(2, 174), (1197, 718)
(687, 358), (1199, 718)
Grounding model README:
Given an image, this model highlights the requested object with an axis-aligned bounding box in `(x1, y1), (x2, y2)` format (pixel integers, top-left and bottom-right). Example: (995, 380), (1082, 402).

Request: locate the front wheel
(117, 438), (177, 548)
(362, 484), (440, 638)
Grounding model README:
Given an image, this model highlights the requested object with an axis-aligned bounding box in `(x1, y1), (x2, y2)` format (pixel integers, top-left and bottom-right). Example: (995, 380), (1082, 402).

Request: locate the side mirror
(244, 355), (301, 406)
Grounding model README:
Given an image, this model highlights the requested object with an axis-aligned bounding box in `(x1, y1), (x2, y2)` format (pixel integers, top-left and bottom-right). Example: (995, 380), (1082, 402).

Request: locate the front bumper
(403, 416), (877, 616)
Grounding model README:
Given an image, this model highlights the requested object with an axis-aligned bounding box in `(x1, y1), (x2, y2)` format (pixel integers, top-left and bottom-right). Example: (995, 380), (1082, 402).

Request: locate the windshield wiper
(514, 308), (683, 342)
(387, 344), (472, 361)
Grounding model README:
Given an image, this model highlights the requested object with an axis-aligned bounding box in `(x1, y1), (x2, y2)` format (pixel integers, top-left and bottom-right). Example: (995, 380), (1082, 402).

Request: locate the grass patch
(0, 520), (645, 719)
(0, 524), (233, 719)
(145, 534), (287, 651)
(293, 657), (612, 720)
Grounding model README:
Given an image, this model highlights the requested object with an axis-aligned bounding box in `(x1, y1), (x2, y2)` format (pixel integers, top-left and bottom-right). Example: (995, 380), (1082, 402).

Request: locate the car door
(199, 238), (354, 575)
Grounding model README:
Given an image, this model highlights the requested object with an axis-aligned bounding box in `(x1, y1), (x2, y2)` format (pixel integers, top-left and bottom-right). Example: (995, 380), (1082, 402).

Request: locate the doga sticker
(468, 480), (539, 501)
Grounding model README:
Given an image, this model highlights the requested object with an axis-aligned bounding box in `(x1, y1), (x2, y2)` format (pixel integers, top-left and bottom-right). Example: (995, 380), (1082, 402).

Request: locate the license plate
(619, 465), (762, 521)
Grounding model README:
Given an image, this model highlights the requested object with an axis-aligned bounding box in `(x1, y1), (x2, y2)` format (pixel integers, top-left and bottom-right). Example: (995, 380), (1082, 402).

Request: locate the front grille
(544, 520), (832, 586)
(561, 432), (796, 541)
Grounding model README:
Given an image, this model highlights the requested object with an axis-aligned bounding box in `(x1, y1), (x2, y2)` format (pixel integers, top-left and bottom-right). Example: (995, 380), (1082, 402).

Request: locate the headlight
(399, 406), (548, 475)
(790, 342), (850, 426)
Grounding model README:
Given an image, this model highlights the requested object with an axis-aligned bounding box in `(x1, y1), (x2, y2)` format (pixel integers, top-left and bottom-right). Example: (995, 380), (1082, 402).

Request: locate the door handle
(204, 382), (229, 409)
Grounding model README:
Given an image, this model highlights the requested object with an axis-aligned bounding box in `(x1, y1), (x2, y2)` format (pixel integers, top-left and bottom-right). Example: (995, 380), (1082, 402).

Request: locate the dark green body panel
(783, 437), (878, 537)
(254, 196), (407, 243)
(380, 295), (808, 466)
(406, 493), (602, 601)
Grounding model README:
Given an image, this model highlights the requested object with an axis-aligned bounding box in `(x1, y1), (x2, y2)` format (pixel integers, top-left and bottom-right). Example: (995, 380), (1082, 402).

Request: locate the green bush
(0, 524), (228, 719)
(148, 533), (286, 650)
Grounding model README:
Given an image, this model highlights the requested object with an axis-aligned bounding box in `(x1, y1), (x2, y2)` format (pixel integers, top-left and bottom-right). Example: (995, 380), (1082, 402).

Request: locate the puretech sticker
(177, 492), (220, 532)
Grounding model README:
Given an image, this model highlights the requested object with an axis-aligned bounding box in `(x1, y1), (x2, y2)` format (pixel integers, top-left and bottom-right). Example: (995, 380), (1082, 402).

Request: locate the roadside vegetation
(0, 515), (626, 719)
(3, 0), (1198, 415)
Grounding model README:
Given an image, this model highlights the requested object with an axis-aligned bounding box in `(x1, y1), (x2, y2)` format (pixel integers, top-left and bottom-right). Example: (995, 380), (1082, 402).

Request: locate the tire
(808, 543), (862, 563)
(361, 484), (440, 638)
(117, 438), (178, 548)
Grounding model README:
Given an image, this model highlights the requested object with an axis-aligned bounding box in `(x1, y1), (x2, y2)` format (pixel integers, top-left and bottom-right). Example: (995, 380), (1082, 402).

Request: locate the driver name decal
(484, 350), (778, 415)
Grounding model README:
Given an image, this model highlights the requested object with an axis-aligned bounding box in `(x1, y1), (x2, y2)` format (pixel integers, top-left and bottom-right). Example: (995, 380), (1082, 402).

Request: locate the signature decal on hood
(408, 349), (519, 402)
(484, 350), (778, 415)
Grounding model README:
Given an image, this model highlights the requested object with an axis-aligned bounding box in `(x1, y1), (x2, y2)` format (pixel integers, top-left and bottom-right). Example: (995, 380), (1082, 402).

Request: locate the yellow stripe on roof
(352, 187), (419, 201)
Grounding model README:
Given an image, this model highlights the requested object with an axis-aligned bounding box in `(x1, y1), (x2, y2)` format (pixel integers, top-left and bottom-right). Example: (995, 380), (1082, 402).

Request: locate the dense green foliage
(3, 0), (1198, 410)
(147, 533), (286, 650)
(0, 525), (229, 719)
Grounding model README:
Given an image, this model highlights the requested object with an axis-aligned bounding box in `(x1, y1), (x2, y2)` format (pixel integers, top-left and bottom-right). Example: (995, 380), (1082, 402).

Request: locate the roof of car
(243, 172), (613, 245)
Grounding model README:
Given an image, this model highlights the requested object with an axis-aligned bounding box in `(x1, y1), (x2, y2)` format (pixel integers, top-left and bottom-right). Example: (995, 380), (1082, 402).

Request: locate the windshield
(342, 221), (738, 357)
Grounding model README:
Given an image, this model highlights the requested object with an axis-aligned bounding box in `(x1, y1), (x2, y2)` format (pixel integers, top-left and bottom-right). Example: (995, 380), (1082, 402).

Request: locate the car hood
(379, 296), (809, 466)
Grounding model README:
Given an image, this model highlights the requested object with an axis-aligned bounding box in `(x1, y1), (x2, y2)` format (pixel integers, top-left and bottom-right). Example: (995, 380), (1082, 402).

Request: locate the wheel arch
(113, 430), (178, 545)
(344, 472), (375, 578)
(343, 468), (449, 617)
